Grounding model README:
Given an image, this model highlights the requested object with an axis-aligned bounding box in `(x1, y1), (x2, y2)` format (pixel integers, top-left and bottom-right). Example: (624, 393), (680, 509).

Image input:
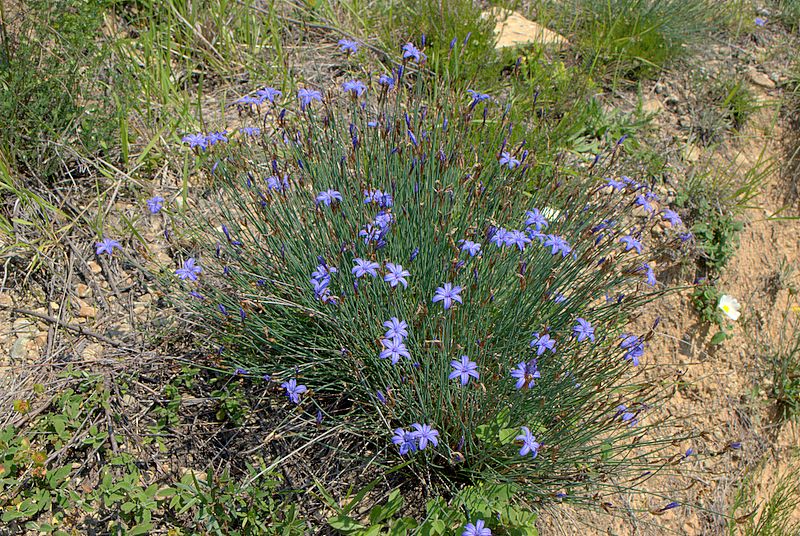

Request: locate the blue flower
(359, 224), (381, 244)
(363, 189), (393, 208)
(620, 334), (644, 366)
(374, 210), (394, 229)
(605, 177), (625, 190)
(459, 240), (482, 257)
(515, 426), (541, 458)
(642, 263), (657, 286)
(543, 234), (572, 257)
(311, 263), (337, 281)
(378, 74), (395, 89)
(181, 133), (208, 149)
(401, 42), (426, 63)
(449, 355), (479, 386)
(660, 502), (680, 512)
(281, 378), (307, 404)
(380, 338), (410, 364)
(432, 283), (463, 310)
(392, 428), (418, 455)
(352, 258), (380, 278)
(342, 79), (367, 97)
(755, 16), (766, 26)
(504, 229), (530, 251)
(530, 332), (556, 355)
(240, 126), (261, 136)
(338, 38), (359, 54)
(489, 227), (508, 247)
(205, 131), (228, 145)
(383, 317), (408, 341)
(467, 89), (490, 108)
(315, 188), (343, 207)
(95, 238), (122, 256)
(462, 520), (492, 536)
(175, 257), (202, 281)
(297, 88), (322, 111)
(411, 423), (439, 450)
(499, 151), (520, 169)
(620, 235), (643, 253)
(572, 318), (595, 342)
(256, 87), (282, 103)
(661, 209), (682, 227)
(616, 404), (637, 426)
(635, 194), (655, 213)
(266, 175), (290, 192)
(146, 196), (164, 214)
(524, 209), (549, 231)
(510, 359), (540, 389)
(384, 263), (410, 288)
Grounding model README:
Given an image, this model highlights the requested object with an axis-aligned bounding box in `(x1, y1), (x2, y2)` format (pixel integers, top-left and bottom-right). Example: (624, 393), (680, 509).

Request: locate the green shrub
(565, 0), (717, 80)
(729, 461), (800, 536)
(163, 45), (691, 509)
(0, 0), (119, 179)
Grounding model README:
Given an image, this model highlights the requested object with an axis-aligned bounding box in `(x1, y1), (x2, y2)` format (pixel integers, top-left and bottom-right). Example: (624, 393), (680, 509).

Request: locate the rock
(0, 293), (13, 308)
(76, 284), (91, 298)
(25, 338), (41, 355)
(654, 82), (666, 94)
(34, 332), (48, 347)
(482, 7), (569, 49)
(87, 260), (102, 274)
(13, 318), (36, 335)
(641, 97), (663, 114)
(748, 68), (775, 89)
(11, 337), (29, 360)
(78, 305), (97, 318)
(684, 144), (702, 163)
(81, 343), (104, 360)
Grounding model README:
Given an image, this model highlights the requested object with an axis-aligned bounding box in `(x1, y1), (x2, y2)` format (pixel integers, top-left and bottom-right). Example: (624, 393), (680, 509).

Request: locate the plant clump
(163, 42), (692, 506)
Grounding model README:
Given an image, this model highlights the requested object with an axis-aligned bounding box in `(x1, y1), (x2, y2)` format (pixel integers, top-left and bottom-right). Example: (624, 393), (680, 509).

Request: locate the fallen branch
(3, 305), (124, 348)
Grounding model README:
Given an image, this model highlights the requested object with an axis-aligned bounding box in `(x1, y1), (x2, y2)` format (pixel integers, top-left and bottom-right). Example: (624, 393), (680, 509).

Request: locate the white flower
(718, 295), (741, 321)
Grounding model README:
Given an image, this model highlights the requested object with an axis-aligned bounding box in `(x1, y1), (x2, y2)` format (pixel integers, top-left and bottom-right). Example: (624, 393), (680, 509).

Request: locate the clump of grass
(691, 73), (758, 145)
(564, 0), (717, 80)
(728, 461), (800, 536)
(0, 0), (119, 179)
(161, 44), (691, 509)
(748, 283), (800, 422)
(318, 0), (496, 82)
(776, 0), (800, 32)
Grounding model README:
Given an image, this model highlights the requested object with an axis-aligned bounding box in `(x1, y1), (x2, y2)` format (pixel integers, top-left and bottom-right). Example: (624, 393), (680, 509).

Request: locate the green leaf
(361, 525), (383, 536)
(710, 331), (728, 345)
(47, 465), (72, 488)
(388, 518), (417, 535)
(128, 522), (153, 536)
(328, 514), (365, 533)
